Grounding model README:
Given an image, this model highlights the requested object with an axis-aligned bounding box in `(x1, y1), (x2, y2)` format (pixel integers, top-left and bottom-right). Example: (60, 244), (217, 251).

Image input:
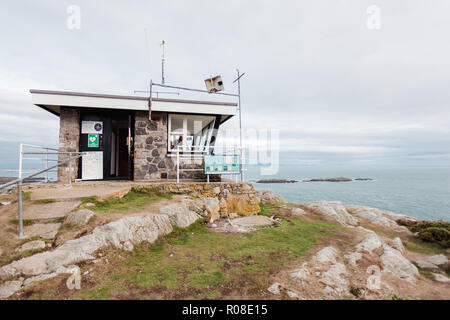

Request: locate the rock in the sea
(65, 209), (94, 227)
(304, 201), (358, 227)
(256, 179), (298, 183)
(304, 177), (352, 182)
(267, 282), (281, 295)
(314, 246), (339, 264)
(255, 189), (285, 204)
(380, 245), (419, 284)
(15, 240), (46, 253)
(0, 279), (23, 299)
(425, 254), (448, 266)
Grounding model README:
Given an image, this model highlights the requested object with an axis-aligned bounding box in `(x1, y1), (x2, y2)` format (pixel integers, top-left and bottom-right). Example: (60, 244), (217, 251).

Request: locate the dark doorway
(79, 109), (134, 181)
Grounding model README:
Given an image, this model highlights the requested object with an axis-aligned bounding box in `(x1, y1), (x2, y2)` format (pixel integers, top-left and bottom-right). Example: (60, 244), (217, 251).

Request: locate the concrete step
(23, 200), (81, 221)
(29, 185), (132, 202)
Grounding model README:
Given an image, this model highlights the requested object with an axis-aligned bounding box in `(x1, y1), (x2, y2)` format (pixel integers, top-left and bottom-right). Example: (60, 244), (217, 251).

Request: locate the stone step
(29, 185), (131, 202)
(23, 200), (81, 221)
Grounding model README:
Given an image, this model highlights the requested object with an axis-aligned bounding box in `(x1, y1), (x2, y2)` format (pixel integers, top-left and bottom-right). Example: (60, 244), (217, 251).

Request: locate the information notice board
(204, 155), (240, 175)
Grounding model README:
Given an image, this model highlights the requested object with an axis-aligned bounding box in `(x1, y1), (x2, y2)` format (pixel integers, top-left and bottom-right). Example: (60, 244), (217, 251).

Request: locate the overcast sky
(1, 0), (450, 168)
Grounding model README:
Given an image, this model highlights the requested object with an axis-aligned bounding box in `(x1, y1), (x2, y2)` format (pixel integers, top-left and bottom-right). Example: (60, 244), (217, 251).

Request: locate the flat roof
(30, 89), (237, 121)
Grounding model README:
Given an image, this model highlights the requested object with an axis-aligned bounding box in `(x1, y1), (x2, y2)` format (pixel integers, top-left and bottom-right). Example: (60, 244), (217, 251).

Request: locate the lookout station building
(30, 89), (237, 182)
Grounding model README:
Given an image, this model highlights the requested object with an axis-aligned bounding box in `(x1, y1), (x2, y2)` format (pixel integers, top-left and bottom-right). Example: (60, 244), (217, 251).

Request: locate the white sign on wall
(81, 151), (103, 180)
(81, 121), (103, 134)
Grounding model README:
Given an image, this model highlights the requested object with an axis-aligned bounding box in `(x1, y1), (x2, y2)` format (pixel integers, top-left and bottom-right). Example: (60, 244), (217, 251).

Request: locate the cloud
(0, 0), (449, 167)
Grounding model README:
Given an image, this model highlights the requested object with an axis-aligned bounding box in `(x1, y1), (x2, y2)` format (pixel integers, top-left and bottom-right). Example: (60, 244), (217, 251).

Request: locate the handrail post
(45, 148), (49, 183)
(17, 181), (25, 238)
(68, 152), (72, 185)
(176, 147), (180, 183)
(17, 143), (25, 238)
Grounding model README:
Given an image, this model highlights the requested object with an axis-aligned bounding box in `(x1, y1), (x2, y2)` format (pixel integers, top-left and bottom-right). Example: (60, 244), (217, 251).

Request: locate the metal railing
(0, 144), (85, 238)
(175, 145), (246, 183)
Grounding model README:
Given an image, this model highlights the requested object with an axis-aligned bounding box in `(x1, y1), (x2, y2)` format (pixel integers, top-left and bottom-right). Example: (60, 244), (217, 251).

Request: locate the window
(168, 114), (215, 152)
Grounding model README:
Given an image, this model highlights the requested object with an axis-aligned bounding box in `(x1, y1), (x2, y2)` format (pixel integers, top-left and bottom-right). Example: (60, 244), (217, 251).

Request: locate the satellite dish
(204, 75), (224, 93)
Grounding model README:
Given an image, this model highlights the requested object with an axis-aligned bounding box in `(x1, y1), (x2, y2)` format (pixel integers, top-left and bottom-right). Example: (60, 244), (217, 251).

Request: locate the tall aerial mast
(161, 40), (166, 84)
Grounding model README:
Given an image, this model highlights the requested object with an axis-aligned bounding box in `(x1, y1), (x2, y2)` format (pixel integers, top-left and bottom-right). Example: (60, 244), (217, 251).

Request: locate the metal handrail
(0, 148), (85, 239)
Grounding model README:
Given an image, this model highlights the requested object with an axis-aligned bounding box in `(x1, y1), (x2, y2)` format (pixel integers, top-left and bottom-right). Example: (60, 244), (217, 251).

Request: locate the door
(80, 120), (104, 180)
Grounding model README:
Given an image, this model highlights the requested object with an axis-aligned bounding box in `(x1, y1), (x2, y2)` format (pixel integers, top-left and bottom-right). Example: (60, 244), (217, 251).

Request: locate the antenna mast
(161, 40), (166, 84)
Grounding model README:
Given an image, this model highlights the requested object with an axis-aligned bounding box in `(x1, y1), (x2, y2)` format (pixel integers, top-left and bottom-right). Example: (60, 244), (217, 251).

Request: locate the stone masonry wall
(136, 182), (260, 217)
(134, 111), (209, 181)
(57, 107), (80, 183)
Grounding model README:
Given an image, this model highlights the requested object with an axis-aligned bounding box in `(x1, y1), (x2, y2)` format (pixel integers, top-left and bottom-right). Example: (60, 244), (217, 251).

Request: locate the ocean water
(246, 166), (450, 221)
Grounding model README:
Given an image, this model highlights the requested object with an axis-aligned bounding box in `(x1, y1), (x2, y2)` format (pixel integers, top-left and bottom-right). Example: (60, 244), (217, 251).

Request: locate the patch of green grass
(68, 215), (344, 300)
(79, 187), (173, 214)
(87, 286), (111, 300)
(258, 202), (278, 217)
(9, 219), (33, 226)
(403, 237), (447, 255)
(45, 217), (64, 224)
(416, 266), (436, 280)
(391, 293), (410, 300)
(22, 191), (31, 201)
(365, 226), (398, 239)
(37, 199), (54, 204)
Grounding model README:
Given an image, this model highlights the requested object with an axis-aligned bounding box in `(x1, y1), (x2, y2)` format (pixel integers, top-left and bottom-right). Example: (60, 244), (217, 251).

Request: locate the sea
(246, 166), (450, 221)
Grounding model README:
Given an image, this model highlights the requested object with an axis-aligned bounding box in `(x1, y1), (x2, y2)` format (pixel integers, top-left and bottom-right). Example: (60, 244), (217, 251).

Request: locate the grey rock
(255, 189), (285, 204)
(425, 254), (448, 266)
(290, 263), (310, 280)
(356, 232), (382, 253)
(392, 237), (405, 254)
(380, 245), (419, 284)
(65, 209), (94, 227)
(160, 203), (200, 227)
(24, 223), (61, 239)
(267, 282), (281, 295)
(303, 201), (358, 227)
(344, 251), (362, 266)
(287, 291), (299, 298)
(415, 260), (439, 270)
(314, 246), (339, 264)
(433, 273), (450, 283)
(320, 263), (348, 293)
(15, 240), (46, 253)
(0, 279), (24, 299)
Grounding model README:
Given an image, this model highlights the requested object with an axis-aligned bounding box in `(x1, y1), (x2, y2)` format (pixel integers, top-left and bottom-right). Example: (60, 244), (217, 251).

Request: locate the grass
(403, 237), (447, 255)
(78, 187), (173, 214)
(37, 199), (54, 204)
(22, 191), (31, 201)
(49, 215), (344, 300)
(258, 202), (283, 217)
(45, 217), (64, 224)
(416, 266), (436, 280)
(9, 219), (33, 226)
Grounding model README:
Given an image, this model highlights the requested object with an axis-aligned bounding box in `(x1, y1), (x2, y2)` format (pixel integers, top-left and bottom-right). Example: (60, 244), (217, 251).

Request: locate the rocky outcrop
(65, 209), (95, 227)
(425, 254), (448, 266)
(15, 240), (46, 253)
(254, 189), (285, 204)
(303, 201), (358, 227)
(0, 201), (207, 298)
(380, 244), (419, 284)
(345, 205), (411, 232)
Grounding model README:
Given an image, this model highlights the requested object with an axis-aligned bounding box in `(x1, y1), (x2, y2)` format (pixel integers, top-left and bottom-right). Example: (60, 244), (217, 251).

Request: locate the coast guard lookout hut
(30, 89), (237, 182)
